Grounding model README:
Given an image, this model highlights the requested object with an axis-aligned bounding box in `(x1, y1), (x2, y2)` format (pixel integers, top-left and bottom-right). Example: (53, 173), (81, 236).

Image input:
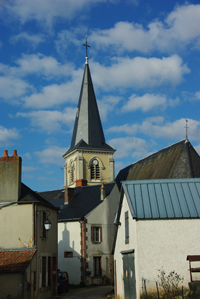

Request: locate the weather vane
(185, 119), (189, 140)
(83, 35), (90, 57)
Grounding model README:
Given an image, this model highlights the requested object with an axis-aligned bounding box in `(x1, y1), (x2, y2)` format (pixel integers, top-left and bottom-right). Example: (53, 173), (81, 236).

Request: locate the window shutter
(100, 227), (102, 242)
(125, 211), (129, 244)
(91, 227), (93, 242)
(40, 211), (43, 238)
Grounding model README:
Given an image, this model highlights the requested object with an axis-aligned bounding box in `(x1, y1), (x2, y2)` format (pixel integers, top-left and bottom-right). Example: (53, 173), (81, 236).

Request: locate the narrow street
(56, 285), (114, 299)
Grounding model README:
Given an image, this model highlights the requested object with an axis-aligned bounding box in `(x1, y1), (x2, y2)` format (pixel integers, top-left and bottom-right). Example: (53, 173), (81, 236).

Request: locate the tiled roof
(116, 139), (200, 189)
(0, 249), (37, 272)
(122, 178), (200, 219)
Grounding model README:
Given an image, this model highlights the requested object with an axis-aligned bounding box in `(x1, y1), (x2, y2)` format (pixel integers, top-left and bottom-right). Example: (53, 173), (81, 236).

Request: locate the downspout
(34, 204), (37, 246)
(33, 204), (35, 246)
(79, 219), (83, 282)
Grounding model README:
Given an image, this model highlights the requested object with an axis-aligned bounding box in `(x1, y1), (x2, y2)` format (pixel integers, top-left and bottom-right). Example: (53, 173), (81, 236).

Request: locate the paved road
(56, 285), (114, 299)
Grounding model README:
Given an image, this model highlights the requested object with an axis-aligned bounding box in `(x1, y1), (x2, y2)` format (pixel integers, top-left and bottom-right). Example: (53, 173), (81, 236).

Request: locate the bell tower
(63, 39), (115, 187)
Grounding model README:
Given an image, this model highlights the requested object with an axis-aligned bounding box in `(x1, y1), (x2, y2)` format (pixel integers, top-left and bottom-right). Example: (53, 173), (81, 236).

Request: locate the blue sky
(0, 0), (200, 192)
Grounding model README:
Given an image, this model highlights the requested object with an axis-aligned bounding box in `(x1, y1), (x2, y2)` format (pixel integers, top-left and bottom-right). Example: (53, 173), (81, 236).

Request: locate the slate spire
(68, 56), (114, 153)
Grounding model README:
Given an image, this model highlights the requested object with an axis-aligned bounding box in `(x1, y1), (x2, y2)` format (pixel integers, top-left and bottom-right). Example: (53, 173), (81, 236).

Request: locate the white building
(113, 178), (200, 299)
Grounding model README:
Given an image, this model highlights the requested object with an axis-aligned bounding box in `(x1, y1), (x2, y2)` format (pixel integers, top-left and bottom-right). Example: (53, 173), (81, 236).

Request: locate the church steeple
(68, 58), (114, 154)
(63, 43), (115, 187)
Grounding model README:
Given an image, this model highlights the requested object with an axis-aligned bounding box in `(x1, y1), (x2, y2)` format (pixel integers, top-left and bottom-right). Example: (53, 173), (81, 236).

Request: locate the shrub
(157, 269), (184, 299)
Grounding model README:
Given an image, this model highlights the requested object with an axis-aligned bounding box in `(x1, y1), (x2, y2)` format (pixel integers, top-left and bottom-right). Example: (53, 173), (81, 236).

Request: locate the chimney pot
(12, 150), (17, 156)
(101, 183), (106, 200)
(3, 150), (8, 157)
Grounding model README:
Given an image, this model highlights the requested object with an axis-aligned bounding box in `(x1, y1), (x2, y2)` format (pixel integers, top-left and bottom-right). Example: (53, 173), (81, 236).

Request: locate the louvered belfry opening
(91, 163), (100, 180)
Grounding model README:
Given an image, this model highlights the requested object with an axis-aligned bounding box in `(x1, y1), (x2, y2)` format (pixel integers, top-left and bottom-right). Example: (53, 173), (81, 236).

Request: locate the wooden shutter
(91, 227), (93, 242)
(125, 211), (129, 244)
(100, 227), (102, 242)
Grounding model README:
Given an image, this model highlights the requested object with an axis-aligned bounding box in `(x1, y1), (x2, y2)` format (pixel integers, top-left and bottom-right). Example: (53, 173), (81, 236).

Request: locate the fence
(141, 278), (186, 299)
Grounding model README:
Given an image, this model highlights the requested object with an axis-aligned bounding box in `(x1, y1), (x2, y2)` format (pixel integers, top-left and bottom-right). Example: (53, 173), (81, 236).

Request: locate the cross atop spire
(185, 119), (189, 140)
(83, 35), (90, 63)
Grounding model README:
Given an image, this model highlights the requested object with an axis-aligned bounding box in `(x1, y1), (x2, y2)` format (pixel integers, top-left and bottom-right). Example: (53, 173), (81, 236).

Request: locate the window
(39, 256), (52, 289)
(40, 211), (48, 238)
(125, 211), (129, 244)
(91, 226), (102, 243)
(64, 251), (73, 258)
(91, 159), (100, 180)
(93, 257), (102, 276)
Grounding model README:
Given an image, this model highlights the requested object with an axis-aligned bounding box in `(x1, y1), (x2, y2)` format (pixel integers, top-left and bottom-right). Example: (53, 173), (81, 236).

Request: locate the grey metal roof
(63, 61), (115, 156)
(122, 178), (200, 219)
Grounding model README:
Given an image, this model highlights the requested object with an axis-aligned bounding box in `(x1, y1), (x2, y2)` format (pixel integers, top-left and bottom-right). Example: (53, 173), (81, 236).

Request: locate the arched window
(91, 159), (100, 181)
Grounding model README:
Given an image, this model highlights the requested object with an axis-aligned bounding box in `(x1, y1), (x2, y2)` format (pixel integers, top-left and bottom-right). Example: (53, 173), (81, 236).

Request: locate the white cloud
(91, 55), (190, 90)
(22, 80), (81, 108)
(0, 75), (32, 100)
(34, 145), (68, 165)
(195, 91), (200, 100)
(122, 93), (179, 112)
(13, 53), (74, 79)
(55, 28), (87, 56)
(0, 0), (111, 30)
(90, 4), (200, 53)
(108, 118), (200, 141)
(109, 136), (149, 159)
(98, 96), (122, 121)
(0, 126), (20, 147)
(17, 107), (76, 133)
(10, 32), (46, 47)
(0, 53), (189, 107)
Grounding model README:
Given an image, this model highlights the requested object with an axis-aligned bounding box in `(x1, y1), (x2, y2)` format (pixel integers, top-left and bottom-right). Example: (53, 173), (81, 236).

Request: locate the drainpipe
(34, 204), (37, 246)
(79, 219), (83, 282)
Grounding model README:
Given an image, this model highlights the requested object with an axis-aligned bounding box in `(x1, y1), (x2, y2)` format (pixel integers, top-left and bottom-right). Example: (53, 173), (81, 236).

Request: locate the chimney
(0, 150), (22, 202)
(76, 179), (87, 187)
(100, 183), (106, 201)
(64, 187), (74, 204)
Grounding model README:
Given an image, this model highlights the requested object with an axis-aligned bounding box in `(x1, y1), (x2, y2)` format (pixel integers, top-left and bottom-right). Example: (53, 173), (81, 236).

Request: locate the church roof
(39, 183), (115, 221)
(63, 59), (115, 156)
(115, 139), (200, 189)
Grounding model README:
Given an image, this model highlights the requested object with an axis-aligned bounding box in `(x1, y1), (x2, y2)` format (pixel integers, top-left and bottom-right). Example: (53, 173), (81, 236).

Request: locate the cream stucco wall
(58, 221), (82, 285)
(114, 194), (200, 299)
(63, 149), (115, 187)
(0, 204), (33, 249)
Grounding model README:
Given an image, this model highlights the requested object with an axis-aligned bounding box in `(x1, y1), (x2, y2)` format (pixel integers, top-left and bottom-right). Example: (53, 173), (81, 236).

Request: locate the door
(123, 252), (136, 299)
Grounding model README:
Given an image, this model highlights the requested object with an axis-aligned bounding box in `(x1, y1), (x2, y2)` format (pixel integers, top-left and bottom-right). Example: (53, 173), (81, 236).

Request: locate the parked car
(58, 271), (69, 293)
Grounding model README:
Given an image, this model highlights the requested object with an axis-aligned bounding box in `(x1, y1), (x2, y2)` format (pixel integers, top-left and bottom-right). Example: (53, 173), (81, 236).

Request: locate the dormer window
(91, 159), (100, 180)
